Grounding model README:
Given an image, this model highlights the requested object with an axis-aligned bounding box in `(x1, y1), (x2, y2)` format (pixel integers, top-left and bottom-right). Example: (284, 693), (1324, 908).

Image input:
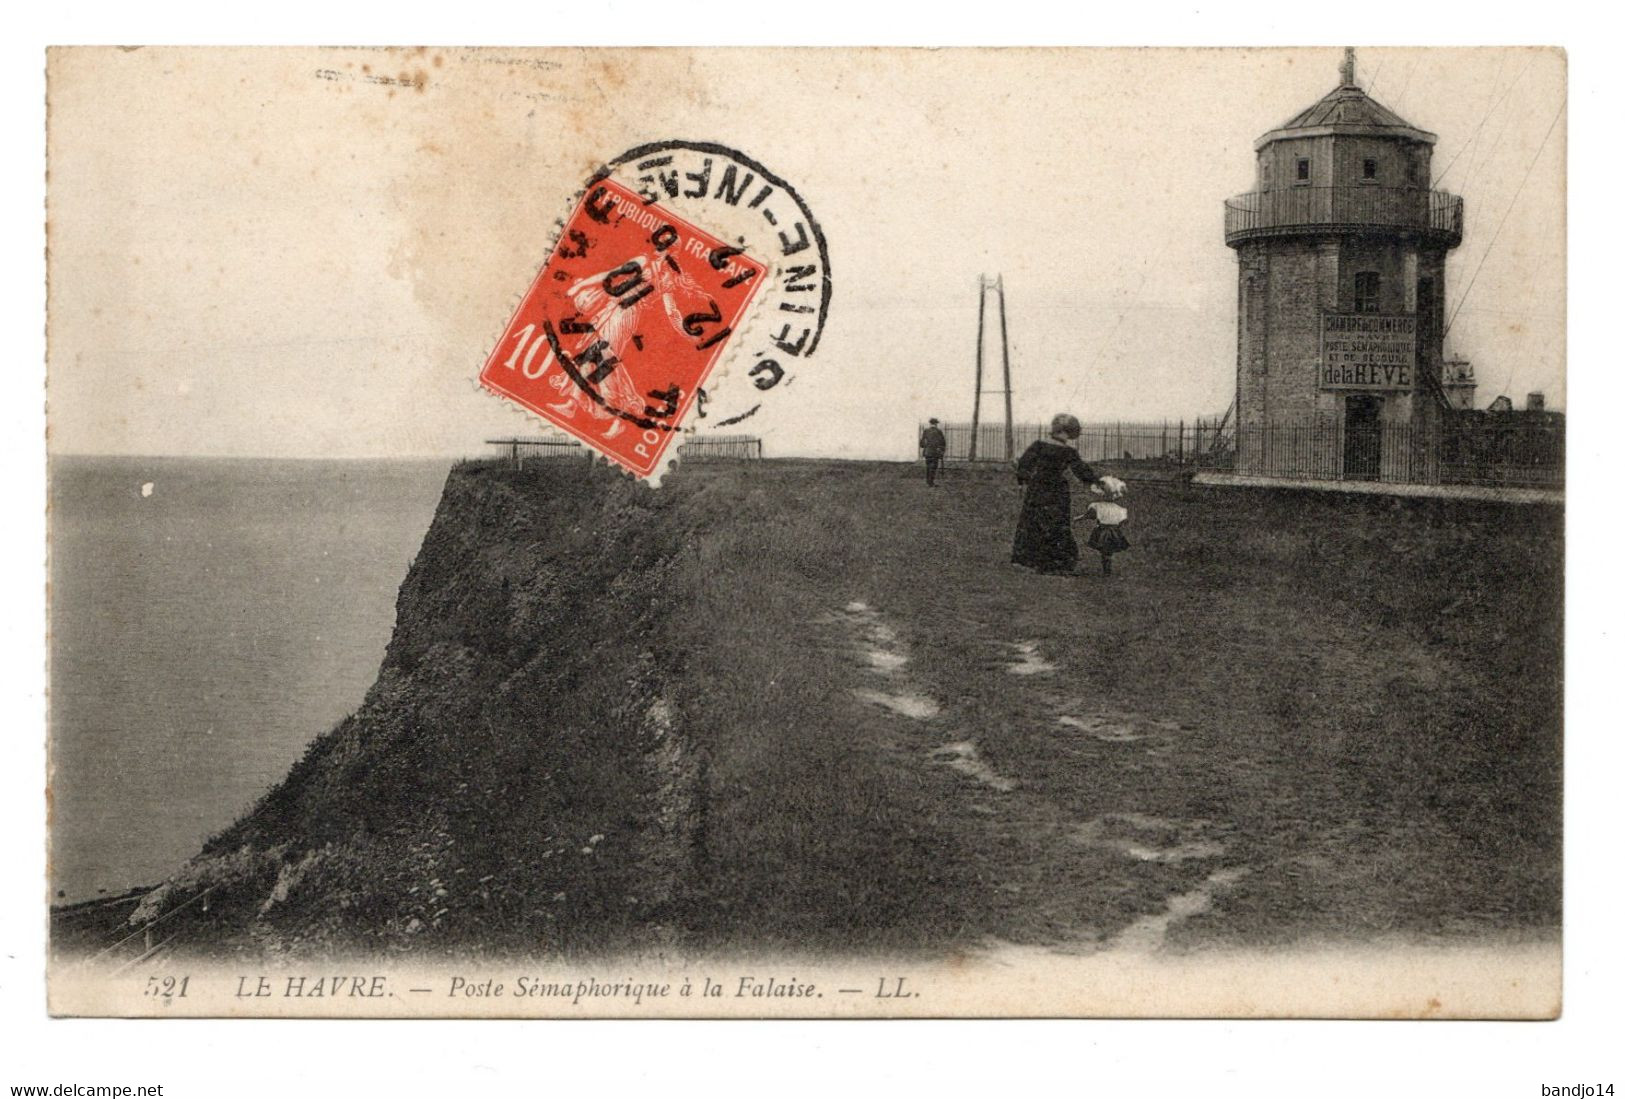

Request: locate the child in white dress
(1078, 478), (1130, 576)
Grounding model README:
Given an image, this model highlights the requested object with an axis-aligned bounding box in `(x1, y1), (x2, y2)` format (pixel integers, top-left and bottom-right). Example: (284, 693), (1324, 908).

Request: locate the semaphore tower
(1223, 49), (1464, 479)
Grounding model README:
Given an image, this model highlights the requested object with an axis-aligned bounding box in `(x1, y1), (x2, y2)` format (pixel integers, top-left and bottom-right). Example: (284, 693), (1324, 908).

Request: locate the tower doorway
(1343, 395), (1383, 480)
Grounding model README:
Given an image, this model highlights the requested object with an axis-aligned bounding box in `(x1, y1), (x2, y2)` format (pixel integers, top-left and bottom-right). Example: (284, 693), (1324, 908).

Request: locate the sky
(45, 46), (1566, 460)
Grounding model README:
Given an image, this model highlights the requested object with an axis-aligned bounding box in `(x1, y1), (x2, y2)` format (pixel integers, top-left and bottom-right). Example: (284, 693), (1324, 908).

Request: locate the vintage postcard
(44, 46), (1565, 1018)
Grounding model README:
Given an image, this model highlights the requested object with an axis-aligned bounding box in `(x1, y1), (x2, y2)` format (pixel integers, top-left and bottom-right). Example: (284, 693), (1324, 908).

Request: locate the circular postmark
(602, 140), (833, 426)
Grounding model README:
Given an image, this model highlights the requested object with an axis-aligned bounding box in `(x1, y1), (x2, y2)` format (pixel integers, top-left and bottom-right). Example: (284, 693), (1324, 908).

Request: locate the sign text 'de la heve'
(1320, 312), (1415, 390)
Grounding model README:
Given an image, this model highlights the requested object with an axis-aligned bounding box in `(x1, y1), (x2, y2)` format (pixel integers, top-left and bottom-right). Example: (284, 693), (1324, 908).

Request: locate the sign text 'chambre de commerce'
(1320, 313), (1416, 390)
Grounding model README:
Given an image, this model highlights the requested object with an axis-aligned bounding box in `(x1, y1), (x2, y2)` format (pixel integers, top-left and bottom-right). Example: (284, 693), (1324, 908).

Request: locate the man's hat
(928, 417), (940, 424)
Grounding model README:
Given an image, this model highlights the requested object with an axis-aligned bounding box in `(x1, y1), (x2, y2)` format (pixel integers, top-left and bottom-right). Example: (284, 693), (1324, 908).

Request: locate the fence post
(1177, 419), (1184, 465)
(970, 279), (986, 462)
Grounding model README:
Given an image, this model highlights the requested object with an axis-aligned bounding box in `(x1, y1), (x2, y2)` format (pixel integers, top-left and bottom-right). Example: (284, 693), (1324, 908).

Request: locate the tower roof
(1279, 84), (1418, 132)
(1255, 50), (1437, 150)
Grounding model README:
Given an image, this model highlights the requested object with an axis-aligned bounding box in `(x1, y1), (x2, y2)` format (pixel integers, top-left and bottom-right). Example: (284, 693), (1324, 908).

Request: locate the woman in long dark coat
(1011, 413), (1102, 574)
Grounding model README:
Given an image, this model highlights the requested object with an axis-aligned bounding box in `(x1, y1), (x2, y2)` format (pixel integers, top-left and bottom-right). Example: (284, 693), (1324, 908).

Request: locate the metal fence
(486, 436), (590, 468)
(923, 415), (1562, 490)
(485, 433), (763, 467)
(1223, 186), (1463, 246)
(678, 434), (763, 460)
(1231, 416), (1564, 489)
(925, 420), (1231, 466)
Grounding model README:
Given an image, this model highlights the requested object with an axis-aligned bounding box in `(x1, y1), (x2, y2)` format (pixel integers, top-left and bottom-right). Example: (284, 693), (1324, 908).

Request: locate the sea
(47, 456), (453, 904)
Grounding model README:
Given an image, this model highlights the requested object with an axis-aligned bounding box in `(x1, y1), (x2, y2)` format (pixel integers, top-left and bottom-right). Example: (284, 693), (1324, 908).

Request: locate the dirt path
(828, 589), (1250, 956)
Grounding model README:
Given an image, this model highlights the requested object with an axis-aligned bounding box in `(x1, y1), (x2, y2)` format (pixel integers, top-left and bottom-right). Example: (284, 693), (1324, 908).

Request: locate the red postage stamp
(479, 177), (767, 479)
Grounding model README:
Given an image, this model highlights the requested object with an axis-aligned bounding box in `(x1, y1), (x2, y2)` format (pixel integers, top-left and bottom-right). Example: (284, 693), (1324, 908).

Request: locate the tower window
(1362, 158), (1378, 181)
(1354, 272), (1382, 314)
(1296, 157), (1310, 183)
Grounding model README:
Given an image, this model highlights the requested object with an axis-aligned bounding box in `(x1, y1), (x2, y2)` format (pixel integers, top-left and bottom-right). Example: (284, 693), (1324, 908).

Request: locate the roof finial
(1341, 47), (1358, 88)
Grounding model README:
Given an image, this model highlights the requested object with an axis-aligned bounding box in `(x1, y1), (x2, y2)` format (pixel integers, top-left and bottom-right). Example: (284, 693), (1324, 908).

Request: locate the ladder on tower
(969, 274), (1014, 462)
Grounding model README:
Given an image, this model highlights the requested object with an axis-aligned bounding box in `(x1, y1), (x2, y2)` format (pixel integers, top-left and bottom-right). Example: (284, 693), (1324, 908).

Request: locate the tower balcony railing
(1224, 186), (1463, 247)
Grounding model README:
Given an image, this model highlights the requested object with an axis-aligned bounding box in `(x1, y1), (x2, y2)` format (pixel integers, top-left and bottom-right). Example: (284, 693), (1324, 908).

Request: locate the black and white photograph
(35, 42), (1575, 1030)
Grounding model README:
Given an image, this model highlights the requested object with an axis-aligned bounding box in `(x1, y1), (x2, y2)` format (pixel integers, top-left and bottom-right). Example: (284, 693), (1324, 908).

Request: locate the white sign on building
(1320, 313), (1416, 390)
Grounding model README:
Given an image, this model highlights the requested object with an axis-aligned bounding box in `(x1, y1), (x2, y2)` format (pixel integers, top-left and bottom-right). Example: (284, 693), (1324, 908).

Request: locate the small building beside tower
(1440, 358), (1477, 411)
(1223, 49), (1465, 480)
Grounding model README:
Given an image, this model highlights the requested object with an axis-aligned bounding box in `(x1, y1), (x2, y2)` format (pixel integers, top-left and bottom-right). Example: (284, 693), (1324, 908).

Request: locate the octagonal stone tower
(1224, 50), (1463, 480)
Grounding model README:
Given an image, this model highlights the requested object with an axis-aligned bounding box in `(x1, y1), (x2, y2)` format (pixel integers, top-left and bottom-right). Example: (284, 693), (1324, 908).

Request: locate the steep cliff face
(139, 461), (709, 958)
(127, 458), (973, 960)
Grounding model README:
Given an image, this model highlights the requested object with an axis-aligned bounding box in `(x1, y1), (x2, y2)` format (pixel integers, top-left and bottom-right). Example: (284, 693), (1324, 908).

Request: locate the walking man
(919, 418), (947, 487)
